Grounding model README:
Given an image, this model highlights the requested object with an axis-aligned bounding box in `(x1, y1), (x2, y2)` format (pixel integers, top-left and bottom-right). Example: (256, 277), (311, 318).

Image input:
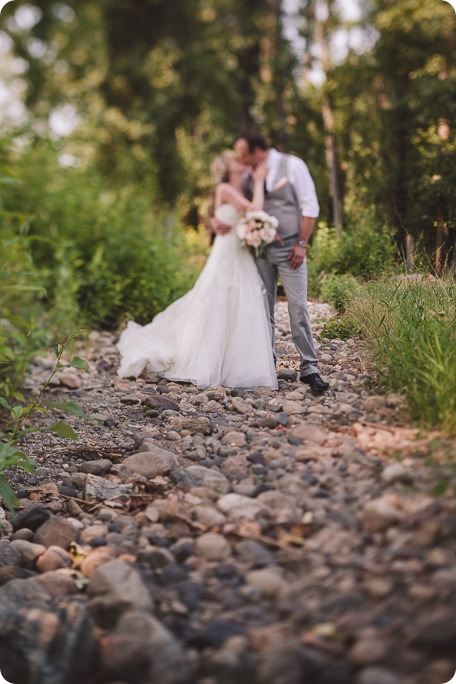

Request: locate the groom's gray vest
(264, 154), (301, 250)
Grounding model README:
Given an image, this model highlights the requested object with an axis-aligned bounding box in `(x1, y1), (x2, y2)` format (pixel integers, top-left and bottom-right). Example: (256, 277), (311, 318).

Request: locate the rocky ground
(0, 300), (455, 684)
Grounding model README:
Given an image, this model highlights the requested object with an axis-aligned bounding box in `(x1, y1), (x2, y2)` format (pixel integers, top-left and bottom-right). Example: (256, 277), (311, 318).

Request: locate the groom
(213, 131), (329, 392)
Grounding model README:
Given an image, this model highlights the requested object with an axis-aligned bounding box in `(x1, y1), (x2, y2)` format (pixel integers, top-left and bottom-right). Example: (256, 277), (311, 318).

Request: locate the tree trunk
(406, 234), (414, 271)
(435, 194), (448, 276)
(322, 94), (343, 233)
(315, 1), (343, 234)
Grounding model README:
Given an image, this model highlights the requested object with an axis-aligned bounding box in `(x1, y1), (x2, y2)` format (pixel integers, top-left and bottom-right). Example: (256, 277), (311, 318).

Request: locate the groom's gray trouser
(255, 246), (318, 377)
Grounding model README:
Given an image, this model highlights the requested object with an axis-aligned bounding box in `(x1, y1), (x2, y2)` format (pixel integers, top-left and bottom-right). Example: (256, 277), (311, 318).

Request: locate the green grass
(347, 275), (456, 434)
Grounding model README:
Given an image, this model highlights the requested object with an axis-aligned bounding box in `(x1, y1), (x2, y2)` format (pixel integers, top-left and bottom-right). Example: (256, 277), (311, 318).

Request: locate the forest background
(0, 0), (455, 435)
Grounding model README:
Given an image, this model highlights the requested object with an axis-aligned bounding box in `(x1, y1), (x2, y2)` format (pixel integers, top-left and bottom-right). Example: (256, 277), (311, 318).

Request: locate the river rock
(102, 610), (192, 683)
(33, 516), (78, 550)
(88, 559), (153, 627)
(123, 449), (178, 478)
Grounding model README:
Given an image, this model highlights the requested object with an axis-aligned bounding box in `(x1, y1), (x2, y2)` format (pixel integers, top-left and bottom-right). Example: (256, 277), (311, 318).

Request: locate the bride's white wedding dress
(117, 203), (278, 389)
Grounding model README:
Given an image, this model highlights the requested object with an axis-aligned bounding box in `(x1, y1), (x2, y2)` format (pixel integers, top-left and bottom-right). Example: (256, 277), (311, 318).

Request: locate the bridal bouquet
(235, 210), (279, 257)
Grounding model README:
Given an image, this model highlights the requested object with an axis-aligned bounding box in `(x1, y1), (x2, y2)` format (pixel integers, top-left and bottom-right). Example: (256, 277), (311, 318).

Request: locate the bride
(117, 151), (278, 390)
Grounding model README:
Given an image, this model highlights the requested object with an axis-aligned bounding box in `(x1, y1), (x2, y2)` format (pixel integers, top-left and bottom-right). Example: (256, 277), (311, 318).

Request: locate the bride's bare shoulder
(215, 183), (249, 210)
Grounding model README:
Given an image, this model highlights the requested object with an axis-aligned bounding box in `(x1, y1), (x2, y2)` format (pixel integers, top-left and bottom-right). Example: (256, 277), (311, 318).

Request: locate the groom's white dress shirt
(265, 148), (320, 219)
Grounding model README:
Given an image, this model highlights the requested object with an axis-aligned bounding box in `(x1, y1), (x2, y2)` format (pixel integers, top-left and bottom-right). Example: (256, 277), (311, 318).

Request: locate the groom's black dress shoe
(300, 373), (329, 392)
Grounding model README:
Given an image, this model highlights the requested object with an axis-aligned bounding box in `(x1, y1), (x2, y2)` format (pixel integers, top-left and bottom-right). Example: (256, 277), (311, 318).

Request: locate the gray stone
(245, 568), (285, 598)
(231, 397), (253, 415)
(356, 667), (402, 684)
(0, 590), (96, 684)
(102, 610), (192, 683)
(220, 431), (246, 447)
(83, 474), (135, 502)
(257, 643), (321, 683)
(123, 448), (178, 477)
(192, 504), (226, 527)
(13, 503), (51, 532)
(142, 394), (180, 412)
(217, 493), (265, 520)
(0, 540), (21, 568)
(10, 540), (46, 568)
(362, 498), (404, 532)
(184, 465), (230, 494)
(33, 569), (80, 597)
(381, 463), (413, 484)
(80, 459), (112, 476)
(180, 416), (213, 435)
(88, 559), (153, 627)
(235, 540), (276, 568)
(33, 516), (78, 550)
(195, 533), (231, 561)
(350, 637), (388, 665)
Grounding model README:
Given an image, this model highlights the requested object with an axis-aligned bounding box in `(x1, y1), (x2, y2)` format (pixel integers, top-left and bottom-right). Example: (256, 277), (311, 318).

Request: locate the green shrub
(320, 273), (361, 313)
(320, 316), (359, 340)
(2, 140), (203, 331)
(0, 186), (48, 400)
(310, 220), (396, 281)
(347, 276), (456, 434)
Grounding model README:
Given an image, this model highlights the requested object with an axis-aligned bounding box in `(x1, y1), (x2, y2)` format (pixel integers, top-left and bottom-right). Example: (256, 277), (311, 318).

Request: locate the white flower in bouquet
(236, 210), (279, 256)
(235, 221), (249, 241)
(247, 230), (262, 248)
(259, 225), (277, 243)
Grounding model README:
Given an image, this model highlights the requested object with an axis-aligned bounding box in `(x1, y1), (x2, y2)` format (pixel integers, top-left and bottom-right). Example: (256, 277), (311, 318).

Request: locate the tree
(337, 0), (456, 262)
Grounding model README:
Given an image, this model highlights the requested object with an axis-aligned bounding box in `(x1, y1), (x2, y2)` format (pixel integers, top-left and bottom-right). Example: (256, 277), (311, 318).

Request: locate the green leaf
(0, 397), (13, 411)
(10, 406), (25, 420)
(49, 422), (78, 440)
(15, 457), (36, 473)
(45, 400), (93, 421)
(53, 344), (64, 357)
(5, 315), (31, 330)
(67, 357), (89, 372)
(0, 476), (18, 512)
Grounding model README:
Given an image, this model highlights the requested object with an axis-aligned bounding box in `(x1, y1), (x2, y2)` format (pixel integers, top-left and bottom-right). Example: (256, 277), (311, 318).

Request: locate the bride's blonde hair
(210, 150), (235, 184)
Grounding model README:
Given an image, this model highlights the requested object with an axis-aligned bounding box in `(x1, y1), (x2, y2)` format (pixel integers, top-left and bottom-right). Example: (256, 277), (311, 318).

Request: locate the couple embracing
(117, 131), (329, 394)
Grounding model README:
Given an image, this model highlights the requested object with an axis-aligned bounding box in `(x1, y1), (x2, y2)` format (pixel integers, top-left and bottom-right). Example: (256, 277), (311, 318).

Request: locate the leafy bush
(347, 276), (456, 434)
(0, 334), (90, 511)
(310, 220), (396, 281)
(320, 316), (359, 340)
(0, 170), (48, 400)
(2, 139), (204, 331)
(319, 273), (361, 313)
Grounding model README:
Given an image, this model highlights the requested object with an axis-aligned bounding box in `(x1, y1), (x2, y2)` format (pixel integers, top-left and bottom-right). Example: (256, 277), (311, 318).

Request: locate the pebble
(33, 516), (78, 549)
(195, 533), (231, 561)
(36, 545), (73, 573)
(122, 448), (178, 477)
(10, 540), (46, 567)
(245, 568), (285, 598)
(356, 667), (402, 684)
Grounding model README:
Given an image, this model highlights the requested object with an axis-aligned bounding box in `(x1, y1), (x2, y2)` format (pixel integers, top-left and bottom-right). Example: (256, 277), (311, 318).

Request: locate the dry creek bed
(0, 300), (455, 684)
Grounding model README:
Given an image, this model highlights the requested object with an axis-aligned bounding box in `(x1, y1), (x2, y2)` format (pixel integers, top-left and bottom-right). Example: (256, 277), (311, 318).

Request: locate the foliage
(2, 0), (454, 262)
(0, 165), (48, 400)
(0, 333), (90, 512)
(347, 276), (456, 434)
(308, 220), (396, 299)
(319, 273), (361, 313)
(320, 315), (359, 340)
(334, 0), (456, 255)
(1, 138), (203, 330)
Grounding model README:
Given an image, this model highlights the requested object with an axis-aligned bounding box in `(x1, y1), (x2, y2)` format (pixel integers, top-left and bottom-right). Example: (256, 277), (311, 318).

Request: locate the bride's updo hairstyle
(210, 150), (235, 184)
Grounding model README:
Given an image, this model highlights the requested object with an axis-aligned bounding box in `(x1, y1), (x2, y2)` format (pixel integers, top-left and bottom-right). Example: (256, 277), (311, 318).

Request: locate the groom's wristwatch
(298, 240), (307, 248)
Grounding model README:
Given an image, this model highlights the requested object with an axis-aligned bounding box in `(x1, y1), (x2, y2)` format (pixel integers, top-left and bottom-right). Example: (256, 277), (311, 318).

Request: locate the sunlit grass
(347, 275), (456, 434)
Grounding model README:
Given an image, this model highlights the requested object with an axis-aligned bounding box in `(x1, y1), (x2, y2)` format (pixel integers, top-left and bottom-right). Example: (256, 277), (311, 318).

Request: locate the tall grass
(347, 276), (456, 434)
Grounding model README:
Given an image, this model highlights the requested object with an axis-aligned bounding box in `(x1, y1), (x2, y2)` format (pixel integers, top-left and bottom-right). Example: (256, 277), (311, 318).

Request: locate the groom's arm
(287, 156), (319, 270)
(208, 216), (232, 235)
